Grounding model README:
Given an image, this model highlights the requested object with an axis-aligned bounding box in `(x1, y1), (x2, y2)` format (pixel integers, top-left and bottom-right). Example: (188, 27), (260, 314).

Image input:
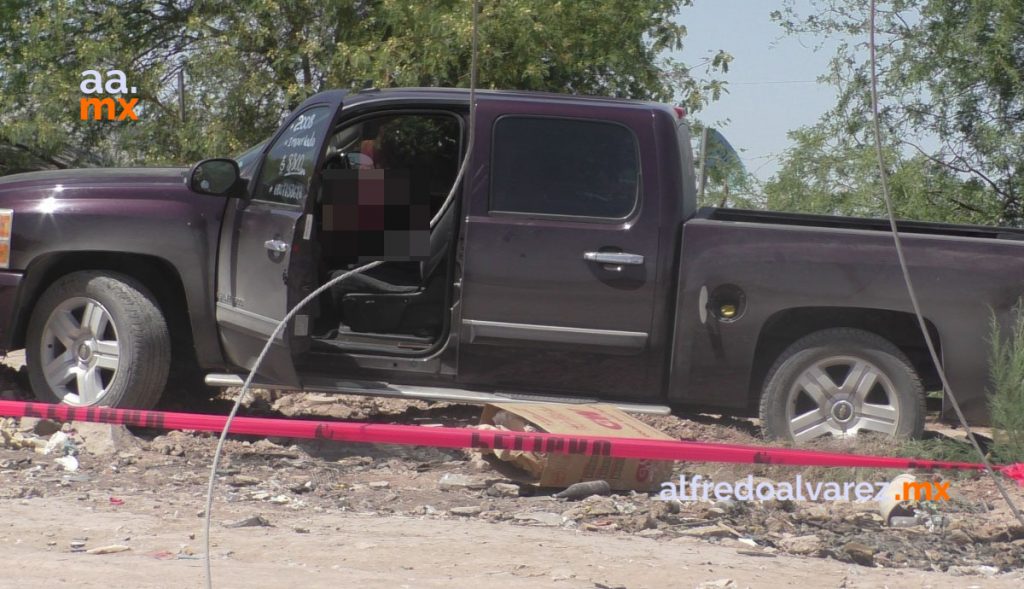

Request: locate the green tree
(0, 0), (730, 173)
(769, 0), (1024, 226)
(765, 125), (998, 224)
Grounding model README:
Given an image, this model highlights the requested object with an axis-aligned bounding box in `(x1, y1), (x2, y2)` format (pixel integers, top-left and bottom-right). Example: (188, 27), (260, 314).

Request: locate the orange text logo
(895, 480), (951, 501)
(79, 69), (139, 121)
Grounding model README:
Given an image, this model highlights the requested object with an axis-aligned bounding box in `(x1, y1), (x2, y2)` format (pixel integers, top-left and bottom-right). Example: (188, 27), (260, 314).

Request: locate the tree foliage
(768, 0), (1024, 226)
(989, 300), (1024, 462)
(0, 0), (730, 173)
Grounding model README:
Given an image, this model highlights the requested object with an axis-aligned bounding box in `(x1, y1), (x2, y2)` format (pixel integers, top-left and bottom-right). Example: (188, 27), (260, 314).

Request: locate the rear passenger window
(490, 117), (639, 219)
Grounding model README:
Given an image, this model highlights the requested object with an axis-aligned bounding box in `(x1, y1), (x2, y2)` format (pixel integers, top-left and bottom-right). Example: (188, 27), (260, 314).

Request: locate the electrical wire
(867, 0), (1024, 527)
(202, 2), (482, 587)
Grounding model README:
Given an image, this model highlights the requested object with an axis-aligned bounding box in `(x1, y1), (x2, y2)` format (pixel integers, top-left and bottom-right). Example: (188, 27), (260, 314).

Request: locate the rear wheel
(26, 271), (170, 409)
(759, 328), (925, 442)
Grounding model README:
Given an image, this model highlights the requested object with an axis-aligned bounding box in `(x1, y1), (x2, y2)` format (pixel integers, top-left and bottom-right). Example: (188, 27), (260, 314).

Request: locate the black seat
(330, 195), (458, 294)
(329, 264), (420, 295)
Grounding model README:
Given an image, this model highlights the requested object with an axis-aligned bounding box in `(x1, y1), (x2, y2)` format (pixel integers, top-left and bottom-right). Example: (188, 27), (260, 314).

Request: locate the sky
(674, 0), (842, 181)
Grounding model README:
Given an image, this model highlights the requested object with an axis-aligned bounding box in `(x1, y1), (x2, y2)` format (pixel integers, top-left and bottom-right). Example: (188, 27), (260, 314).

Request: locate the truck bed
(698, 207), (1024, 241)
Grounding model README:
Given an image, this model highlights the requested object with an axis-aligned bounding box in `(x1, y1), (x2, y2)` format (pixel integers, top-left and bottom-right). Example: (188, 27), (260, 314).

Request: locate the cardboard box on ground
(477, 403), (674, 492)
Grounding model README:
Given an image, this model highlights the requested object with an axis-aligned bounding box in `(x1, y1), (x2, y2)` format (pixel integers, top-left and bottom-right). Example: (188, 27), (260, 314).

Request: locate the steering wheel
(322, 146), (351, 171)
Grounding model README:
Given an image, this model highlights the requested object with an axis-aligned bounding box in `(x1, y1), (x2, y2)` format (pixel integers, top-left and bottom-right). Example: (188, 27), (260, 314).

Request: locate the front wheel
(26, 271), (171, 409)
(759, 328), (925, 442)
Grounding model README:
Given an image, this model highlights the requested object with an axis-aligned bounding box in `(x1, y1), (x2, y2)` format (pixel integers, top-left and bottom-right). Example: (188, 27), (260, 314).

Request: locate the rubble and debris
(778, 534), (822, 555)
(486, 482), (520, 497)
(841, 541), (876, 566)
(20, 417), (61, 436)
(0, 392), (1022, 576)
(224, 515), (272, 528)
(513, 512), (563, 526)
(554, 480), (611, 499)
(70, 422), (139, 456)
(438, 473), (487, 491)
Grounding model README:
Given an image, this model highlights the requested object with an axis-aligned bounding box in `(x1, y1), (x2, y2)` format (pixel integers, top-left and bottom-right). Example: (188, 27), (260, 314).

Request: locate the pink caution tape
(1, 400), (1021, 485)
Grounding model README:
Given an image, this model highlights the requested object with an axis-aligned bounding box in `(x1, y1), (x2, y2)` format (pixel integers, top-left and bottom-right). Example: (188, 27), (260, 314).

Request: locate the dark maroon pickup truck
(0, 87), (1021, 441)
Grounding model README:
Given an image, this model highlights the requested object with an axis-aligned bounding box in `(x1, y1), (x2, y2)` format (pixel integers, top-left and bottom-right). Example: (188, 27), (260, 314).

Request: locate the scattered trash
(512, 512), (563, 526)
(226, 475), (261, 487)
(477, 404), (674, 492)
(54, 455), (78, 472)
(679, 524), (735, 539)
(438, 473), (487, 491)
(842, 541), (875, 566)
(223, 515), (272, 528)
(149, 550), (176, 560)
(777, 534), (822, 555)
(888, 515), (920, 528)
(736, 548), (776, 557)
(554, 480), (611, 500)
(486, 482), (521, 497)
(290, 481), (315, 494)
(0, 394), (1021, 577)
(878, 473), (917, 524)
(42, 431), (73, 456)
(86, 544), (130, 555)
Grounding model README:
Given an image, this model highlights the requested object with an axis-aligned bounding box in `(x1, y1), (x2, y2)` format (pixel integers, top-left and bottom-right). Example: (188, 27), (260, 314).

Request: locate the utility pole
(178, 65), (186, 123)
(697, 126), (709, 203)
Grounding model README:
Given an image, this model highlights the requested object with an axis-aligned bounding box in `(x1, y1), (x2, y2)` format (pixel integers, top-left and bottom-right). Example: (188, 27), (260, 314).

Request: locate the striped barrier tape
(1, 400), (1022, 485)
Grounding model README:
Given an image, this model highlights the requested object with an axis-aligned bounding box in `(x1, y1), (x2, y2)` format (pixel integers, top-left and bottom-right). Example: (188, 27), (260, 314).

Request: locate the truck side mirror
(187, 158), (241, 197)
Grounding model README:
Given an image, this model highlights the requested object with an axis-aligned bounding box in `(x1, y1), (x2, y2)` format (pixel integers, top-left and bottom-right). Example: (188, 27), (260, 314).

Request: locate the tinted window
(254, 105), (332, 205)
(491, 117), (639, 218)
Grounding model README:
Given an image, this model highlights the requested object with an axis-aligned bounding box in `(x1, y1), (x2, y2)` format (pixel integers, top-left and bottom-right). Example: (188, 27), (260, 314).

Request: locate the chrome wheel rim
(786, 355), (900, 442)
(40, 297), (120, 406)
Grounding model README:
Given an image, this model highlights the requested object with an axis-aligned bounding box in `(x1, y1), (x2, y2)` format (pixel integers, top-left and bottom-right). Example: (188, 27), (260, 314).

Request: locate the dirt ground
(1, 356), (1024, 588)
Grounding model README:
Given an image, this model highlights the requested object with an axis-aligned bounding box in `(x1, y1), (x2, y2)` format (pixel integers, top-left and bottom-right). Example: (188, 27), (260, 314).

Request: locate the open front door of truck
(215, 91), (346, 385)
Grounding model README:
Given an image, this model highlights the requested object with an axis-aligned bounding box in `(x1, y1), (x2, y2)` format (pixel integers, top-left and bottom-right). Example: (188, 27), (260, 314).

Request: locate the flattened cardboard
(478, 403), (675, 491)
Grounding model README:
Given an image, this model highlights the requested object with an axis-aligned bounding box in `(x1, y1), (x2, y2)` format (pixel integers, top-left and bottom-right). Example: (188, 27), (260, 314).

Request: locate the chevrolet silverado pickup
(0, 87), (1020, 442)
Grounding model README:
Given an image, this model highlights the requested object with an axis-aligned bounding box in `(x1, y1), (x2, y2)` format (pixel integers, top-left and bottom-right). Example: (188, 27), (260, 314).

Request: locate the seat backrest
(420, 198), (458, 281)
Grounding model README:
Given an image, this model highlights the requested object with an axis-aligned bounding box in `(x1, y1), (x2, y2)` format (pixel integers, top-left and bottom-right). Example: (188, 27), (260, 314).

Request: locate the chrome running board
(204, 373), (671, 415)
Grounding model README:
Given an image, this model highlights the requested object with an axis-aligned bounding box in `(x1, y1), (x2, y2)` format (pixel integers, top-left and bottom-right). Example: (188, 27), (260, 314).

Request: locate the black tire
(26, 271), (171, 409)
(759, 328), (925, 442)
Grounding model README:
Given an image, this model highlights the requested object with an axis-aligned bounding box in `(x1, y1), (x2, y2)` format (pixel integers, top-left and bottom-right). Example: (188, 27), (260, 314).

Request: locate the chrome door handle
(583, 252), (644, 265)
(264, 239), (289, 253)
